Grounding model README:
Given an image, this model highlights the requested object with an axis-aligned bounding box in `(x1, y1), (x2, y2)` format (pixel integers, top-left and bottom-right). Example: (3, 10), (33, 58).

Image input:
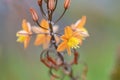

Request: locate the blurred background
(0, 0), (120, 80)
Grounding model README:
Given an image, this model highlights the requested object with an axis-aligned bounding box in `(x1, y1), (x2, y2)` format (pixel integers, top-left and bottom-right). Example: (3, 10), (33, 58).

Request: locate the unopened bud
(64, 0), (71, 9)
(48, 0), (55, 11)
(38, 0), (42, 6)
(30, 8), (39, 22)
(44, 0), (47, 3)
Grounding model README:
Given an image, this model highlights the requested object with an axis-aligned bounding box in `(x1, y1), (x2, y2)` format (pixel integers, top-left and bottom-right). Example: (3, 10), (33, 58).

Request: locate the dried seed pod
(74, 51), (79, 64)
(63, 64), (72, 75)
(64, 0), (71, 9)
(30, 8), (39, 22)
(81, 64), (88, 80)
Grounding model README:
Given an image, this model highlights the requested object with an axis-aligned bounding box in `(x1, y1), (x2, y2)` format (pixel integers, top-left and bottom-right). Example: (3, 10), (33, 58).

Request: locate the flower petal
(64, 26), (73, 38)
(27, 22), (32, 32)
(42, 35), (51, 49)
(61, 35), (67, 40)
(53, 25), (58, 33)
(40, 19), (49, 29)
(66, 46), (71, 56)
(24, 36), (30, 48)
(57, 41), (67, 52)
(73, 32), (83, 44)
(78, 28), (89, 37)
(32, 26), (42, 33)
(55, 36), (60, 43)
(16, 30), (28, 36)
(34, 34), (45, 46)
(76, 16), (86, 29)
(22, 19), (29, 32)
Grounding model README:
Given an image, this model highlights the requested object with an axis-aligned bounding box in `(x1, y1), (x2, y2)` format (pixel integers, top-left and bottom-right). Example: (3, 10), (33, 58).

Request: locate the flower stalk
(16, 0), (89, 80)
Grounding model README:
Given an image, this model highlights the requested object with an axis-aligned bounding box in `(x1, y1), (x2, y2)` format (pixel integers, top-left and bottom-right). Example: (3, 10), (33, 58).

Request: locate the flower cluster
(16, 0), (89, 80)
(16, 16), (89, 55)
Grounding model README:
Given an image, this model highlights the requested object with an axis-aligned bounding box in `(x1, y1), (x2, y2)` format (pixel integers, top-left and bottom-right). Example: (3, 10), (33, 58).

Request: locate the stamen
(17, 36), (26, 43)
(67, 37), (79, 48)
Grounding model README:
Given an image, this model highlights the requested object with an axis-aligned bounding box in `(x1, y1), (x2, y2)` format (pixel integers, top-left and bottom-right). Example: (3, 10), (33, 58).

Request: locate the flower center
(67, 37), (79, 48)
(17, 36), (26, 43)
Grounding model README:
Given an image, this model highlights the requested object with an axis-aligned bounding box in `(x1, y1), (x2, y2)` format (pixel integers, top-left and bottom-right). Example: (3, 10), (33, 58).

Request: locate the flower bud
(44, 0), (47, 3)
(38, 0), (42, 6)
(30, 8), (39, 22)
(64, 0), (71, 9)
(48, 0), (55, 11)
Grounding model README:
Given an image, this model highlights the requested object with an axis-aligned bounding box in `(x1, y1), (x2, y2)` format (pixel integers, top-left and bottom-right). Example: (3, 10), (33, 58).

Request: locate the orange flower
(16, 19), (32, 48)
(57, 26), (82, 55)
(71, 16), (89, 38)
(33, 19), (59, 49)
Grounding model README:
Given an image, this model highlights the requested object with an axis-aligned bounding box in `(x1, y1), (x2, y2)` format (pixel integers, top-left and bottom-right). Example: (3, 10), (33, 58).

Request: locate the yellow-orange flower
(16, 19), (32, 48)
(33, 19), (59, 49)
(57, 26), (82, 55)
(71, 16), (89, 38)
